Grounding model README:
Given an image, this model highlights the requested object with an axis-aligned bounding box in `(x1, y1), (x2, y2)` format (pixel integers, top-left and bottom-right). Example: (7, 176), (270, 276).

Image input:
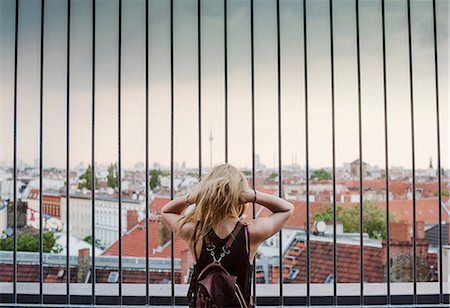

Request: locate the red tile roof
(277, 239), (385, 283)
(148, 196), (171, 214)
(281, 198), (450, 231)
(377, 199), (450, 224)
(339, 180), (448, 199)
(102, 218), (189, 259)
(275, 235), (437, 284)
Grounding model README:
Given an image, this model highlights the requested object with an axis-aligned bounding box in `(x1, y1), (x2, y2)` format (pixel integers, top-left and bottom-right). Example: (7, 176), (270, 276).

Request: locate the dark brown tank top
(192, 220), (254, 307)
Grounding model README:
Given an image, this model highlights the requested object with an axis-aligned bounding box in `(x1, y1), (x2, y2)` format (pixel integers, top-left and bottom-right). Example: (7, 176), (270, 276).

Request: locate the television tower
(209, 131), (213, 169)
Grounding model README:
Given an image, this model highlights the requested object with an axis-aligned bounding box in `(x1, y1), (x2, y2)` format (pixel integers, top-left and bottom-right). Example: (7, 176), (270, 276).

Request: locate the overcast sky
(0, 0), (448, 171)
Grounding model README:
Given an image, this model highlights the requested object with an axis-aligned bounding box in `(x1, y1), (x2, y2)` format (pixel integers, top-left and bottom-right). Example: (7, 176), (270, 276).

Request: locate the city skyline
(0, 154), (445, 173)
(1, 0), (448, 170)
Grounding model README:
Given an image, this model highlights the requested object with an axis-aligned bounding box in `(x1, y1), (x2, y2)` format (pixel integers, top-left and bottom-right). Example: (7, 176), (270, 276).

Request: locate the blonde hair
(173, 163), (248, 247)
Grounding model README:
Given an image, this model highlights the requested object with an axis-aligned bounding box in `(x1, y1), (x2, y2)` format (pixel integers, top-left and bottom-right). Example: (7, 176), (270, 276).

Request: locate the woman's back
(191, 219), (254, 307)
(160, 163), (294, 307)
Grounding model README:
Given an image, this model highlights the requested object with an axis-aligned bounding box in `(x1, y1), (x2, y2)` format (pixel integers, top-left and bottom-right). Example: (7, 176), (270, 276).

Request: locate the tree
(314, 204), (333, 223)
(83, 235), (104, 249)
(149, 169), (163, 190)
(0, 231), (62, 253)
(78, 164), (99, 190)
(311, 169), (332, 181)
(268, 173), (278, 180)
(434, 189), (449, 197)
(313, 201), (395, 240)
(340, 201), (395, 240)
(107, 163), (119, 189)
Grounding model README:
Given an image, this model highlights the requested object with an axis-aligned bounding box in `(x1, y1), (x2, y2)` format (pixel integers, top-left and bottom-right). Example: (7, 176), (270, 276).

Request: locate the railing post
(12, 0), (20, 304)
(328, 0), (338, 304)
(145, 0), (150, 305)
(275, 0), (283, 305)
(224, 0), (228, 163)
(355, 0), (364, 305)
(38, 0), (45, 304)
(91, 0), (96, 304)
(406, 0), (417, 304)
(169, 0), (174, 305)
(250, 0), (257, 303)
(65, 0), (71, 304)
(380, 0), (391, 305)
(432, 0), (443, 304)
(118, 0), (123, 304)
(302, 0), (311, 305)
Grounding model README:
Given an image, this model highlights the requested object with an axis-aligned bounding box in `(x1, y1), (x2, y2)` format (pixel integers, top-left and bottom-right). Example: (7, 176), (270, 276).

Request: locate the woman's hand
(239, 187), (256, 204)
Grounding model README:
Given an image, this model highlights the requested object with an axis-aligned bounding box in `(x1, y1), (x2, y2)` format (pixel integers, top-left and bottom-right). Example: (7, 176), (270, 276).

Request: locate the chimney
(416, 221), (425, 240)
(127, 210), (139, 232)
(77, 248), (90, 283)
(415, 221), (429, 259)
(8, 200), (27, 229)
(390, 221), (411, 243)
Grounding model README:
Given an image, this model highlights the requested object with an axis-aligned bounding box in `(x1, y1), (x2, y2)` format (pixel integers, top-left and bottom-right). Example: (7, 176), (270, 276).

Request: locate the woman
(161, 163), (294, 307)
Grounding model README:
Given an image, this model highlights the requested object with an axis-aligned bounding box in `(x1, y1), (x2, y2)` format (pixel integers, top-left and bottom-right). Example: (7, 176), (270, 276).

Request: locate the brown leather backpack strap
(225, 221), (243, 248)
(192, 220), (201, 262)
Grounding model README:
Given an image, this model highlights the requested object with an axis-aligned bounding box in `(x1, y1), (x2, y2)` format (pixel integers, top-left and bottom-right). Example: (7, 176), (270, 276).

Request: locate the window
(107, 272), (119, 284)
(324, 274), (334, 284)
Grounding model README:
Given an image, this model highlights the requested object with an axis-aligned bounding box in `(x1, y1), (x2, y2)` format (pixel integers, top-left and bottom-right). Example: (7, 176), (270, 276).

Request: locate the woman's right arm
(243, 189), (294, 245)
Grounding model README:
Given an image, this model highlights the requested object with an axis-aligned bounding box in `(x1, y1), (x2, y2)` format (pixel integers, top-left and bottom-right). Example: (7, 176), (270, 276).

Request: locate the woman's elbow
(160, 211), (169, 224)
(284, 201), (295, 213)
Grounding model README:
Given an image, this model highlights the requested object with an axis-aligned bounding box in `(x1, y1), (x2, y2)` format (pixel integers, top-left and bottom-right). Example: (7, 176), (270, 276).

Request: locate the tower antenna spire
(209, 130), (213, 169)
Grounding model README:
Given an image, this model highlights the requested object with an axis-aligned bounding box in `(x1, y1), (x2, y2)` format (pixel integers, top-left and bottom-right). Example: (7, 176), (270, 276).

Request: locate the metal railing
(2, 0), (448, 306)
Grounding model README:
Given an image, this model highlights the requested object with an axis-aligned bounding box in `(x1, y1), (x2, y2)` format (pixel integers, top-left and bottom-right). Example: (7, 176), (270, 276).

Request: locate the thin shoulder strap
(225, 222), (243, 248)
(193, 220), (200, 263)
(244, 224), (250, 256)
(205, 221), (243, 249)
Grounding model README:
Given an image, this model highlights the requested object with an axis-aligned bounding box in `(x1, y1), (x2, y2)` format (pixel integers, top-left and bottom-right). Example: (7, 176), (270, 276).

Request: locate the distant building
(0, 199), (7, 234)
(350, 159), (368, 178)
(60, 193), (145, 248)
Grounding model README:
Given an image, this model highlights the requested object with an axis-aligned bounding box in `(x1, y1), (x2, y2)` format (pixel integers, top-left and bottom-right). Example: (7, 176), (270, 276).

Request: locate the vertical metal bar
(250, 0), (256, 305)
(432, 0), (443, 303)
(118, 0), (123, 304)
(91, 0), (96, 303)
(328, 0), (337, 304)
(302, 0), (310, 305)
(12, 0), (19, 304)
(66, 0), (71, 304)
(406, 0), (417, 304)
(380, 0), (391, 305)
(169, 0), (174, 304)
(275, 0), (283, 304)
(198, 0), (202, 177)
(38, 0), (45, 303)
(355, 0), (364, 305)
(145, 0), (150, 305)
(224, 0), (228, 163)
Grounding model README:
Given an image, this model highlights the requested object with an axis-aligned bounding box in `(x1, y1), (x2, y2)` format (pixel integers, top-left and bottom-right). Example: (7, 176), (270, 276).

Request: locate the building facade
(60, 193), (145, 248)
